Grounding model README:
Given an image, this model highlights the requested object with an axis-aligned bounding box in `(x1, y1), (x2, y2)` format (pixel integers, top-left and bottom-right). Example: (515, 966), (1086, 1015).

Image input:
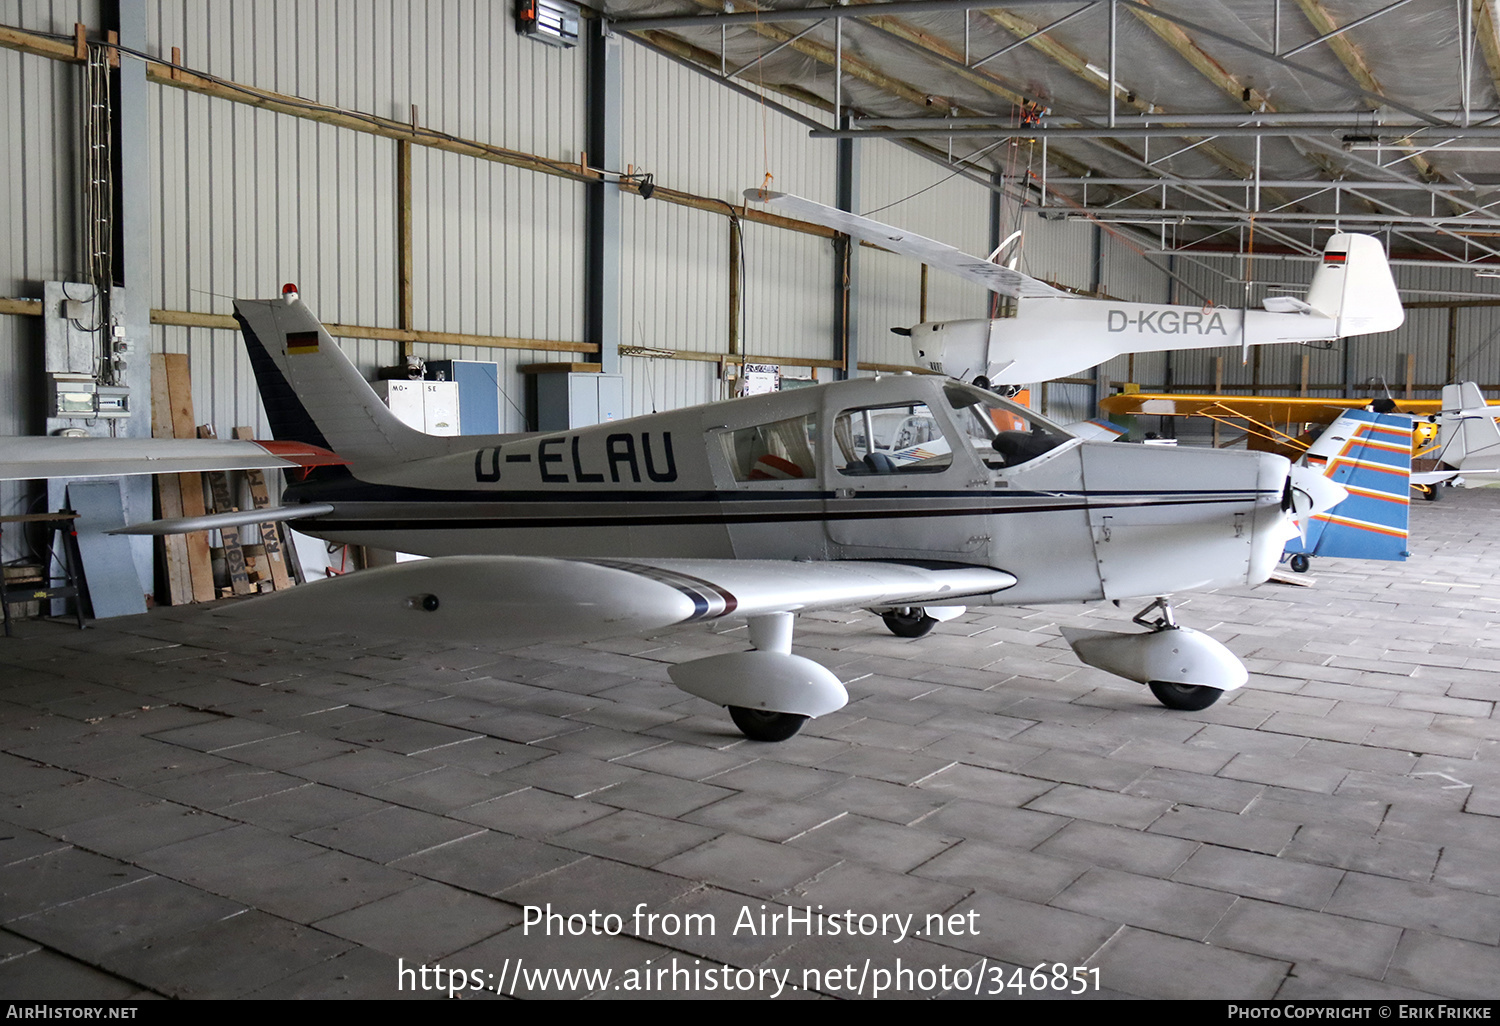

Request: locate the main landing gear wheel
(728, 706), (808, 742)
(882, 608), (938, 638)
(1289, 553), (1311, 573)
(1148, 681), (1223, 711)
(1423, 485), (1440, 501)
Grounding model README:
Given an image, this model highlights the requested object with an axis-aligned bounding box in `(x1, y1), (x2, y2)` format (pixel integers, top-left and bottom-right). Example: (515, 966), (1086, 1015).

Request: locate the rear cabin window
(720, 414), (819, 482)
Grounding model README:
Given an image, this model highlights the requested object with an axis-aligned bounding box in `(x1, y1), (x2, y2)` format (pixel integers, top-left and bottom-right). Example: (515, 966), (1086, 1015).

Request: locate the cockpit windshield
(943, 383), (1073, 469)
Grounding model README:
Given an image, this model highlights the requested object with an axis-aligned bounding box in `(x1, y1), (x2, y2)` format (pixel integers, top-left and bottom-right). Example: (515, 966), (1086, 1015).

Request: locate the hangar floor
(1, 489), (1497, 1001)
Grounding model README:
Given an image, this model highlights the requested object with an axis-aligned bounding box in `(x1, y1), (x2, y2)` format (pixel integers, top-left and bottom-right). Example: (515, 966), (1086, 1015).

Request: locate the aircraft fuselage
(285, 376), (1292, 607)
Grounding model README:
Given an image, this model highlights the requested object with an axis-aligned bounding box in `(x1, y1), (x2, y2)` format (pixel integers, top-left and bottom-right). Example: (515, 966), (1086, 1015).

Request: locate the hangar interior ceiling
(607, 0), (1500, 268)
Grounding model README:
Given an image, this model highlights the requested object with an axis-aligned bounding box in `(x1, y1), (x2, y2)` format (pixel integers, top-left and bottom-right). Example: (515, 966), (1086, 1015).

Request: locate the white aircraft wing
(745, 189), (1071, 300)
(221, 555), (1017, 641)
(0, 436), (346, 481)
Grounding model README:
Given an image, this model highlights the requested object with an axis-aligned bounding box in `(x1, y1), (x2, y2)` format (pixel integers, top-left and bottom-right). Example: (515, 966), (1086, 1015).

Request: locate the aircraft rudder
(233, 291), (443, 468)
(1304, 233), (1404, 337)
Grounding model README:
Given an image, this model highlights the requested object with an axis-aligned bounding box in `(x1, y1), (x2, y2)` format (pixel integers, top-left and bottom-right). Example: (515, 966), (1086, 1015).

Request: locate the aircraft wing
(0, 436), (347, 481)
(1100, 393), (1396, 422)
(221, 555), (1017, 641)
(745, 190), (1071, 300)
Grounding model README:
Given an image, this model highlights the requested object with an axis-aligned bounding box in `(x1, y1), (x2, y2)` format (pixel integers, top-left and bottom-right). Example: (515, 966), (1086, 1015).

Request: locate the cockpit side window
(943, 383), (1072, 469)
(833, 403), (952, 475)
(719, 414), (819, 482)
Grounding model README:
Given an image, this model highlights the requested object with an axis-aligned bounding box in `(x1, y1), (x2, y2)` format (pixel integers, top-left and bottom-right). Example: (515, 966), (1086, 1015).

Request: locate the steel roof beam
(1281, 0), (1417, 59)
(1122, 0), (1377, 205)
(1148, 248), (1500, 270)
(1047, 206), (1500, 228)
(856, 111), (1500, 128)
(1035, 177), (1485, 192)
(811, 124), (1500, 139)
(1289, 0), (1447, 187)
(966, 4), (1276, 186)
(608, 1), (1076, 32)
(1114, 1), (1444, 126)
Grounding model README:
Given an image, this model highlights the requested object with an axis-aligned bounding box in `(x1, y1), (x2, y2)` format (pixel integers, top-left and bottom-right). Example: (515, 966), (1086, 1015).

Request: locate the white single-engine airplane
(747, 191), (1405, 384)
(0, 284), (1351, 741)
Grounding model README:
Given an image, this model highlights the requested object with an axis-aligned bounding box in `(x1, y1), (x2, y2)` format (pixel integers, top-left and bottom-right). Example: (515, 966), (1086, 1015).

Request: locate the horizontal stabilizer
(0, 436), (345, 482)
(109, 504), (334, 536)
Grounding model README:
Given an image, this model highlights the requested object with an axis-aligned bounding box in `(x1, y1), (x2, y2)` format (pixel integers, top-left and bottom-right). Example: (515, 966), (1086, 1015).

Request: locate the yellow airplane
(1097, 389), (1500, 499)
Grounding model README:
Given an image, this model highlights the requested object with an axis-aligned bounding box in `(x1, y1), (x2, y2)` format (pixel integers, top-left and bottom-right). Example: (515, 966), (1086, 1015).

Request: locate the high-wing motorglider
(2, 287), (1349, 740)
(746, 191), (1405, 385)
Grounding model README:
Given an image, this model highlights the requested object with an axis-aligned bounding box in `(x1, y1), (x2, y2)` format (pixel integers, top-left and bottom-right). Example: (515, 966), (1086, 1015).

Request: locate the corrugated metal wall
(619, 38), (835, 408)
(146, 0), (590, 436)
(1, 1), (102, 551)
(854, 146), (993, 371)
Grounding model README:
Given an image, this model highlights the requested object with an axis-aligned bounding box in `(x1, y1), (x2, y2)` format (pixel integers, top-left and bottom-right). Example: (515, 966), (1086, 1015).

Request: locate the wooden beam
(1448, 306), (1460, 382)
(1290, 0), (1447, 189)
(842, 4), (1110, 183)
(0, 26), (816, 235)
(163, 354), (216, 604)
(728, 218), (741, 356)
(149, 355), (192, 606)
(1126, 1), (1367, 197)
(0, 298), (42, 316)
(977, 6), (1278, 191)
(1474, 1), (1500, 104)
(396, 136), (414, 360)
(682, 0), (935, 111)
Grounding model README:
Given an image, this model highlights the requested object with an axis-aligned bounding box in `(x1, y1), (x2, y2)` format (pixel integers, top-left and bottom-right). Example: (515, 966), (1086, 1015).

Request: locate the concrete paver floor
(1, 488), (1497, 999)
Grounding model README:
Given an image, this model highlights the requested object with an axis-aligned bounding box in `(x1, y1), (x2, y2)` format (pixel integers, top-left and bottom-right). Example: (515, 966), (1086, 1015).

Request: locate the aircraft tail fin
(1286, 409), (1411, 563)
(233, 289), (448, 470)
(1436, 381), (1500, 469)
(1303, 234), (1404, 338)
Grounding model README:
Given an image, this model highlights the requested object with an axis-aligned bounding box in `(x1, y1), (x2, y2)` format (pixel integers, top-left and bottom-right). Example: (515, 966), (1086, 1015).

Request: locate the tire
(1148, 681), (1224, 711)
(1289, 553), (1310, 573)
(881, 609), (938, 638)
(728, 706), (808, 742)
(1423, 485), (1440, 501)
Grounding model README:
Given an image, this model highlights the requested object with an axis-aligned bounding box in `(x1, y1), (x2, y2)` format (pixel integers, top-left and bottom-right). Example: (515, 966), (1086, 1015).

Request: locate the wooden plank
(197, 426), (253, 597)
(397, 137), (414, 361)
(233, 428), (295, 591)
(0, 298), (43, 316)
(163, 354), (216, 603)
(150, 355), (193, 605)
